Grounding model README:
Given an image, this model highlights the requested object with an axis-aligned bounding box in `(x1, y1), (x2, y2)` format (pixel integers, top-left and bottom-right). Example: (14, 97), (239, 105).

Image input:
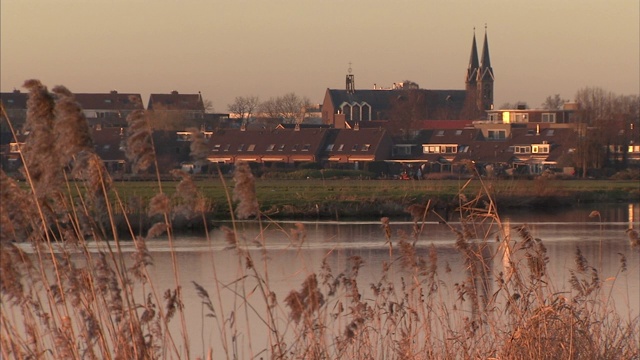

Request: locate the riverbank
(106, 178), (639, 235)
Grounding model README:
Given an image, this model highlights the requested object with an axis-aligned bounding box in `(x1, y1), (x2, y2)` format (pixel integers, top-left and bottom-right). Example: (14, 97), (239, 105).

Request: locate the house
(148, 90), (205, 121)
(92, 127), (127, 174)
(0, 90), (28, 128)
(485, 102), (578, 125)
(387, 123), (579, 177)
(74, 91), (145, 129)
(323, 127), (393, 170)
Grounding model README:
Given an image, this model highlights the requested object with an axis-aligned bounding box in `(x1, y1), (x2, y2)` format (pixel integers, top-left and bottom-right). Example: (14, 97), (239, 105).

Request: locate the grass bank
(109, 177), (640, 224)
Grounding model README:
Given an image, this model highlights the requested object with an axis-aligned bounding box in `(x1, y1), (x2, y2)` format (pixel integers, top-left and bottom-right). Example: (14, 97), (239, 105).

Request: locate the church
(321, 29), (494, 129)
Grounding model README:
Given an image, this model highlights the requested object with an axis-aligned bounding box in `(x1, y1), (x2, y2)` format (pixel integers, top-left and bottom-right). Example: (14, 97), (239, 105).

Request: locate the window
(487, 113), (501, 122)
(423, 146), (440, 154)
(326, 144), (334, 151)
(361, 144), (371, 151)
(9, 143), (21, 153)
(292, 144), (299, 151)
(436, 130), (445, 136)
(238, 144), (245, 151)
(247, 144), (255, 151)
(212, 144), (221, 151)
(444, 146), (457, 154)
(546, 129), (555, 136)
(455, 130), (463, 135)
(302, 144), (311, 151)
(513, 113), (528, 123)
(337, 144), (344, 151)
(266, 144), (275, 151)
(351, 144), (359, 151)
(224, 144), (231, 151)
(458, 145), (469, 153)
(514, 146), (531, 154)
(487, 130), (506, 140)
(532, 145), (549, 154)
(278, 144), (285, 151)
(541, 113), (556, 123)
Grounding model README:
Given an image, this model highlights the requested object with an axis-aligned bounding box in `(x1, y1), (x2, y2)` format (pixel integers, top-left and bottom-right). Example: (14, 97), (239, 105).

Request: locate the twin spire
(466, 26), (493, 84)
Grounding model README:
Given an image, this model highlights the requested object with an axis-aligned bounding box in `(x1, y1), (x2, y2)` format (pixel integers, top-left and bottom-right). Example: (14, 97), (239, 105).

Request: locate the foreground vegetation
(1, 81), (639, 359)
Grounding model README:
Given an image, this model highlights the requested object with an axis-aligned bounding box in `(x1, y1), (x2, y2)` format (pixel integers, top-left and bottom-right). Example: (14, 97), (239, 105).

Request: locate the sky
(1, 0), (639, 112)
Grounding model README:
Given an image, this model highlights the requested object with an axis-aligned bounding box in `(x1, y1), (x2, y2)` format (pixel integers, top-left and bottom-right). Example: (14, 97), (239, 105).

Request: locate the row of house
(2, 30), (638, 177)
(0, 121), (588, 178)
(1, 89), (230, 130)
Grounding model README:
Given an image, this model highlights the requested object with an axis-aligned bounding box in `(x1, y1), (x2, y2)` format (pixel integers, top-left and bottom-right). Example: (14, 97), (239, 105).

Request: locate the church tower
(476, 26), (494, 111)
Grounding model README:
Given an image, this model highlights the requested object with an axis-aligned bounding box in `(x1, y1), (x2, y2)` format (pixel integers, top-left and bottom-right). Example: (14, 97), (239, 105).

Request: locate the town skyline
(1, 0), (638, 112)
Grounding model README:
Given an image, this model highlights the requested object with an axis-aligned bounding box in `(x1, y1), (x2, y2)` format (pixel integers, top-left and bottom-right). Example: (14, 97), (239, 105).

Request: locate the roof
(325, 128), (389, 158)
(326, 88), (468, 121)
(208, 128), (330, 158)
(148, 91), (205, 111)
(74, 91), (144, 111)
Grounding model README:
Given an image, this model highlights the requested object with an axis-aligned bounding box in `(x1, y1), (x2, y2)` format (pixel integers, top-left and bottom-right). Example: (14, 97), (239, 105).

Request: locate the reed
(1, 82), (638, 359)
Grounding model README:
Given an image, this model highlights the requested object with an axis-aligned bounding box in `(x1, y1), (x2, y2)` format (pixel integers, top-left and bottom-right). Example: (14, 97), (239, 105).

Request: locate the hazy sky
(2, 0), (638, 111)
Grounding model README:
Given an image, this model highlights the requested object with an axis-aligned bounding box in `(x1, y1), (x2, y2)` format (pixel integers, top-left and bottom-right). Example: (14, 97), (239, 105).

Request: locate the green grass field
(107, 178), (639, 220)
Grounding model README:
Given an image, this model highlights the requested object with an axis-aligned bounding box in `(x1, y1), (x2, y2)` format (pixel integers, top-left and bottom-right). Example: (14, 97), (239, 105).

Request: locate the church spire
(479, 25), (493, 81)
(477, 25), (494, 111)
(466, 28), (479, 85)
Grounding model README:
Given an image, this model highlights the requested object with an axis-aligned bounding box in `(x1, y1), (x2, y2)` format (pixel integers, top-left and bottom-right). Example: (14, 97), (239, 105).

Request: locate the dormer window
(532, 145), (549, 154)
(513, 146), (531, 154)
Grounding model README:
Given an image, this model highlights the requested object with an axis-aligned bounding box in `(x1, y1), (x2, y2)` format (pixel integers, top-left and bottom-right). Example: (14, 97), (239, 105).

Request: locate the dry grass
(1, 82), (638, 359)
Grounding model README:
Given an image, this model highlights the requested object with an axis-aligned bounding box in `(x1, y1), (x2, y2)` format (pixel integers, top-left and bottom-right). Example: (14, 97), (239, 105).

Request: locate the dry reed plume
(232, 160), (259, 219)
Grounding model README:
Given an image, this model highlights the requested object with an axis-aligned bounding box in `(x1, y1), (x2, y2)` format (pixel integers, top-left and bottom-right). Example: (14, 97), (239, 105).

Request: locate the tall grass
(1, 82), (638, 359)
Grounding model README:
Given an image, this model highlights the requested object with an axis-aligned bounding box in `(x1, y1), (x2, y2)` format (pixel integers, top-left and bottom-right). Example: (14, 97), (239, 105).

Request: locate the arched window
(361, 103), (371, 121)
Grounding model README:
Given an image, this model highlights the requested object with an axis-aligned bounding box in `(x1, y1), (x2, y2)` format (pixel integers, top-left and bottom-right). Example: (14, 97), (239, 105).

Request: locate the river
(5, 203), (639, 359)
(138, 203), (639, 358)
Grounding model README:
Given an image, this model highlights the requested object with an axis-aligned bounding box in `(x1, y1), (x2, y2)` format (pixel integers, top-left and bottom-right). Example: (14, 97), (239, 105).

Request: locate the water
(6, 204), (640, 359)
(138, 203), (639, 358)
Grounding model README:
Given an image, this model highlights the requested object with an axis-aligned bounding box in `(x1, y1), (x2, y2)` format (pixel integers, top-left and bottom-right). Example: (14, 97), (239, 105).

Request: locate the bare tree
(257, 93), (311, 124)
(258, 97), (281, 121)
(203, 99), (215, 113)
(572, 87), (639, 176)
(541, 94), (567, 110)
(278, 93), (311, 124)
(228, 96), (260, 125)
